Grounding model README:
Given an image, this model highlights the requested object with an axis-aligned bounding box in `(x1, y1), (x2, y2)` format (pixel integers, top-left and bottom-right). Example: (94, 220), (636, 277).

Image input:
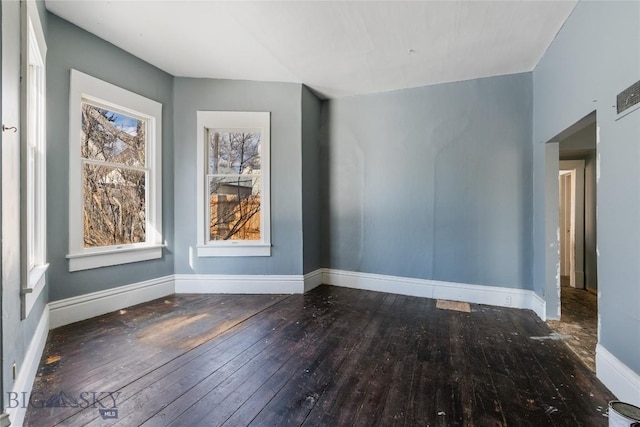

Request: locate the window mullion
(81, 158), (149, 173)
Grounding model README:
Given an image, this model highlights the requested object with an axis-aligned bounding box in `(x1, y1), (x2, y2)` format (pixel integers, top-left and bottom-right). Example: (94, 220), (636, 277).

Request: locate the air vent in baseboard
(617, 80), (640, 115)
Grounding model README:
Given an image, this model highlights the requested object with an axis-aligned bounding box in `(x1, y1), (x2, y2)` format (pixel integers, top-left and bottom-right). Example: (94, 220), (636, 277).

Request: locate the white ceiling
(45, 0), (577, 99)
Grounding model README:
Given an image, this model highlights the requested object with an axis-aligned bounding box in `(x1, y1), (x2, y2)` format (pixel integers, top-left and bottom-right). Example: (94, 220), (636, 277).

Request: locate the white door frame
(545, 142), (560, 319)
(560, 160), (585, 289)
(559, 171), (571, 278)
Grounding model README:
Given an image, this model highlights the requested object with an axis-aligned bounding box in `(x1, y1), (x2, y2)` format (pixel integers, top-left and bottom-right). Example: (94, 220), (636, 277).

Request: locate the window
(22, 0), (48, 317)
(196, 111), (271, 257)
(67, 70), (163, 271)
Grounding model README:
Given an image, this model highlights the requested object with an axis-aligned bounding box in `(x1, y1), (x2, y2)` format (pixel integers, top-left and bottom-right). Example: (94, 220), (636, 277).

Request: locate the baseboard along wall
(321, 269), (547, 321)
(49, 269), (544, 328)
(6, 307), (49, 427)
(48, 276), (174, 329)
(596, 344), (640, 407)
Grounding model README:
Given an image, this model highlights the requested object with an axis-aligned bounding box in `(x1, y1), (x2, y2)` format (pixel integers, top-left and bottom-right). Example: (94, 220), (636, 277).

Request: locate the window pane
(207, 130), (261, 175)
(83, 163), (146, 248)
(209, 176), (261, 241)
(81, 102), (146, 167)
(27, 145), (36, 268)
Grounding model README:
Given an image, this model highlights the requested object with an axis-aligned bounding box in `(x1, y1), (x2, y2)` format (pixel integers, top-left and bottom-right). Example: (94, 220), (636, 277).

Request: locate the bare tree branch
(81, 104), (146, 248)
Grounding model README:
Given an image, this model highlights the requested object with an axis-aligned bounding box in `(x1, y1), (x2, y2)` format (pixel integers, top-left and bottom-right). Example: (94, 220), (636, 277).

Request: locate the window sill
(23, 263), (49, 318)
(26, 263), (49, 291)
(197, 244), (271, 257)
(67, 244), (164, 272)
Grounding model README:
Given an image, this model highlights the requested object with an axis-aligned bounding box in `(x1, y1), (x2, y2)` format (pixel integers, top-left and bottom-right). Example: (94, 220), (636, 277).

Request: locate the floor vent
(617, 80), (640, 115)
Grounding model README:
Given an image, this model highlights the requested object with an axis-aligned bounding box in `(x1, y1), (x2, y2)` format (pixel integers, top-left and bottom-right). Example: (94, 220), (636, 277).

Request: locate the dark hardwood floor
(25, 285), (614, 426)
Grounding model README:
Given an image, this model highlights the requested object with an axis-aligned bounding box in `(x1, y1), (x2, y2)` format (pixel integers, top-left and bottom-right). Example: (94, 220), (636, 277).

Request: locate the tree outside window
(207, 130), (262, 241)
(196, 111), (271, 257)
(81, 103), (147, 248)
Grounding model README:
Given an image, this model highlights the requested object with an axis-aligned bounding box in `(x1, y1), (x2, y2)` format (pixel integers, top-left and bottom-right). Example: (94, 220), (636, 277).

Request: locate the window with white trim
(67, 70), (163, 271)
(196, 111), (271, 257)
(22, 0), (48, 317)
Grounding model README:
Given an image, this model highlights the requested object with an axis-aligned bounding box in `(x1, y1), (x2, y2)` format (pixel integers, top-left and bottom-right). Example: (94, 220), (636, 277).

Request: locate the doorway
(545, 112), (598, 371)
(559, 160), (585, 289)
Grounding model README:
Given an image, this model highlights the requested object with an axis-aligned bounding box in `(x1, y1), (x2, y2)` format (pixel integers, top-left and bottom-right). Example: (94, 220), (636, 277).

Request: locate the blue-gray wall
(322, 73), (533, 288)
(35, 0), (47, 35)
(301, 86), (323, 274)
(173, 78), (304, 275)
(533, 1), (640, 374)
(46, 13), (174, 301)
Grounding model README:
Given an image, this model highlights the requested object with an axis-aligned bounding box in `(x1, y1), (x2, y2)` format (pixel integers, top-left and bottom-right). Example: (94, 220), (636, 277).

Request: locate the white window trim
(67, 70), (163, 272)
(196, 111), (271, 257)
(21, 0), (48, 318)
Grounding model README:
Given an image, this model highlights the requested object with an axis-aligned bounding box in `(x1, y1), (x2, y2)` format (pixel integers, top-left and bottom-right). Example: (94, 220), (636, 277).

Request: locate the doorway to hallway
(546, 112), (598, 371)
(559, 160), (585, 290)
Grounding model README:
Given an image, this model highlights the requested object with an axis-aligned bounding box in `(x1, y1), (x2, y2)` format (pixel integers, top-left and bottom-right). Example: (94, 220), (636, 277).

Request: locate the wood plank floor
(25, 285), (614, 426)
(547, 286), (598, 372)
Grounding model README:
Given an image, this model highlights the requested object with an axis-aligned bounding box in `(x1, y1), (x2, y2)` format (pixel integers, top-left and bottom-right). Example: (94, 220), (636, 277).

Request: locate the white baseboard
(304, 269), (323, 292)
(48, 271), (324, 329)
(322, 269), (546, 320)
(6, 306), (49, 427)
(530, 293), (547, 321)
(46, 269), (547, 329)
(174, 274), (306, 294)
(596, 344), (640, 406)
(49, 275), (175, 329)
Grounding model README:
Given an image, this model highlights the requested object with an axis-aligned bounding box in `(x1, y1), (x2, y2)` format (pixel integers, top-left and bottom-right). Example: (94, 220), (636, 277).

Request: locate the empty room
(1, 0), (639, 425)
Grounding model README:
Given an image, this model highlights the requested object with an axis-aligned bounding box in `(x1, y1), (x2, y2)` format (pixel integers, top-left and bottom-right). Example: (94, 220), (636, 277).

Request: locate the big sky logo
(7, 391), (120, 419)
